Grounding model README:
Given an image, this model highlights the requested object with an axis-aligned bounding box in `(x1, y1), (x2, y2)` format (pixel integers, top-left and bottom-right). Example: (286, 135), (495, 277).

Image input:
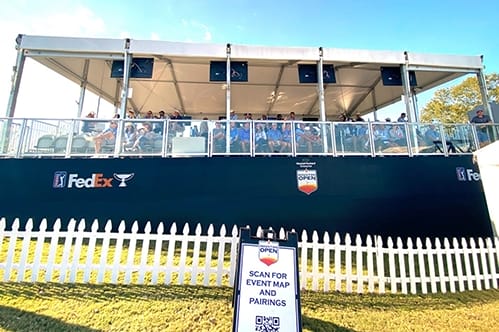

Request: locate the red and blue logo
(53, 171), (67, 188)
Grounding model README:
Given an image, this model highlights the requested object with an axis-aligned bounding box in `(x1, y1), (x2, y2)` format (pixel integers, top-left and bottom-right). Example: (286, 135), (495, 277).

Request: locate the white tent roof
(18, 34), (484, 119)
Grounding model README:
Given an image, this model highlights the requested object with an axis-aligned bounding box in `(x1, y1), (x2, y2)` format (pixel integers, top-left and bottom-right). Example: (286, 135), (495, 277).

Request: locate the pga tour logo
(53, 171), (134, 188)
(296, 169), (318, 195)
(258, 242), (279, 266)
(456, 167), (480, 182)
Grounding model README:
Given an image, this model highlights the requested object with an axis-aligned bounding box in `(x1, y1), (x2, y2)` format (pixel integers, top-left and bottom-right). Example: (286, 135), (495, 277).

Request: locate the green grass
(0, 283), (498, 331)
(1, 237), (499, 330)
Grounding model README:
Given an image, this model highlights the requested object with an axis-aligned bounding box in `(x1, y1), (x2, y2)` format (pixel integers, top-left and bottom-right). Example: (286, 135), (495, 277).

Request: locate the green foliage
(420, 73), (499, 123)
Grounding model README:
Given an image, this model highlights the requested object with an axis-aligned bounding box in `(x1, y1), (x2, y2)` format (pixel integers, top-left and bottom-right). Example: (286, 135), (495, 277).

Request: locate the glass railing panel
(211, 120), (228, 155)
(407, 123), (442, 155)
(442, 124), (475, 154)
(406, 123), (440, 155)
(166, 119), (208, 157)
(295, 121), (332, 155)
(0, 118), (22, 157)
(78, 119), (118, 156)
(333, 122), (370, 155)
(251, 120), (292, 156)
(253, 121), (269, 155)
(67, 119), (92, 156)
(117, 119), (164, 156)
(3, 117), (497, 159)
(50, 122), (74, 157)
(228, 120), (252, 155)
(19, 118), (71, 157)
(473, 123), (498, 148)
(372, 122), (409, 155)
(488, 124), (499, 144)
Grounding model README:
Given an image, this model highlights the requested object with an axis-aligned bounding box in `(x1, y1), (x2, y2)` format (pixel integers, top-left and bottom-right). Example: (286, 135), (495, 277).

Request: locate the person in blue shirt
(212, 122), (225, 152)
(267, 122), (282, 152)
(230, 121), (241, 152)
(470, 109), (492, 146)
(424, 125), (440, 144)
(280, 123), (292, 152)
(239, 122), (251, 152)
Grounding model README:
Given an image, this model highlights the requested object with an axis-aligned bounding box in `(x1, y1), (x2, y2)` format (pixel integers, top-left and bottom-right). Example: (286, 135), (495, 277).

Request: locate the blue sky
(1, 0), (498, 119)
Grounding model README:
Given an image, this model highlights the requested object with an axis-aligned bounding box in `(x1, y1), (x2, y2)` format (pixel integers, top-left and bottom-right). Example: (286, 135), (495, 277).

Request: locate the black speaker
(380, 66), (417, 86)
(298, 64), (336, 83)
(111, 58), (154, 79)
(210, 61), (248, 82)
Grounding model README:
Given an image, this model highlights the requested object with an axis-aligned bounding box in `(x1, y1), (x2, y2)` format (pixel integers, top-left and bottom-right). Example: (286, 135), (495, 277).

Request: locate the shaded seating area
(33, 134), (55, 153)
(30, 134), (90, 155)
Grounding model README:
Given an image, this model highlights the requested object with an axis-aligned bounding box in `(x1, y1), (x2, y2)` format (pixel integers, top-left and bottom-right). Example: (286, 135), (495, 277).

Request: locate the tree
(420, 73), (499, 123)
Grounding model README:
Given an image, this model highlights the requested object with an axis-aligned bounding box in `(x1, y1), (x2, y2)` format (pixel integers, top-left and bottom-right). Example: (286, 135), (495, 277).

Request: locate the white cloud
(0, 4), (114, 119)
(150, 32), (161, 41)
(179, 18), (213, 43)
(119, 31), (131, 39)
(204, 31), (212, 42)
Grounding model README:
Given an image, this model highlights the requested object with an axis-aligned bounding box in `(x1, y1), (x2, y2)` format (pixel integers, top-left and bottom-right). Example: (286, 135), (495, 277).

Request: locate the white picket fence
(0, 217), (498, 295)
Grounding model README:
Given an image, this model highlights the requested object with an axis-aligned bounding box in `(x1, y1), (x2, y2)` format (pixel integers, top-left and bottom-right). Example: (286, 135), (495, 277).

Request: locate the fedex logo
(53, 171), (134, 189)
(456, 167), (481, 182)
(68, 173), (113, 188)
(53, 172), (112, 188)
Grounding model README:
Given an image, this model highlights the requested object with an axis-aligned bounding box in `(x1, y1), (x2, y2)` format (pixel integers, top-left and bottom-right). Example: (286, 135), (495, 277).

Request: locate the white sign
(233, 240), (300, 332)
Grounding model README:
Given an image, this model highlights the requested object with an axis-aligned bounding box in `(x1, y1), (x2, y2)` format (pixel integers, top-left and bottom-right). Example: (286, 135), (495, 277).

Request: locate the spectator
(127, 110), (136, 119)
(94, 121), (118, 153)
(199, 117), (209, 149)
(354, 113), (364, 122)
(254, 123), (268, 152)
(81, 111), (96, 134)
(230, 110), (238, 120)
(280, 123), (292, 152)
(267, 123), (282, 152)
(239, 122), (251, 152)
(470, 109), (492, 146)
(397, 112), (407, 122)
(123, 122), (137, 151)
(229, 121), (240, 152)
(191, 125), (199, 137)
(144, 110), (154, 119)
(169, 110), (184, 136)
(132, 122), (156, 151)
(153, 110), (166, 134)
(212, 122), (225, 152)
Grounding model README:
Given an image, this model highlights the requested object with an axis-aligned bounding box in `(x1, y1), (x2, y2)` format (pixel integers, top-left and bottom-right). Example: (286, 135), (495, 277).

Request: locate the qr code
(255, 315), (280, 332)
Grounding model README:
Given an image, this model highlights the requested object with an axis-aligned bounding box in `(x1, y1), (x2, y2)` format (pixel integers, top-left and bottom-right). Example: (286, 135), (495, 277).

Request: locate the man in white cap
(230, 109), (238, 120)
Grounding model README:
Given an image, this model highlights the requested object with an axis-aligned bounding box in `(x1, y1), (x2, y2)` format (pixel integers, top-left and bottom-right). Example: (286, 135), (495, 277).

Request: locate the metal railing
(1, 117), (498, 158)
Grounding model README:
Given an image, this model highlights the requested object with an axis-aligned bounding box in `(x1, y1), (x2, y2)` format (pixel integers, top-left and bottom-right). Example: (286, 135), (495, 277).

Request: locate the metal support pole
(317, 48), (326, 122)
(76, 59), (90, 118)
(476, 60), (494, 122)
(3, 37), (26, 154)
(114, 38), (132, 158)
(318, 47), (328, 153)
(401, 62), (415, 123)
(225, 44), (231, 154)
(371, 92), (378, 121)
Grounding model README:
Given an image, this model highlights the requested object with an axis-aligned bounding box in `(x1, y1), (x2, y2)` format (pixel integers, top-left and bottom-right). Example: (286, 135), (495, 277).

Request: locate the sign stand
(232, 227), (302, 332)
